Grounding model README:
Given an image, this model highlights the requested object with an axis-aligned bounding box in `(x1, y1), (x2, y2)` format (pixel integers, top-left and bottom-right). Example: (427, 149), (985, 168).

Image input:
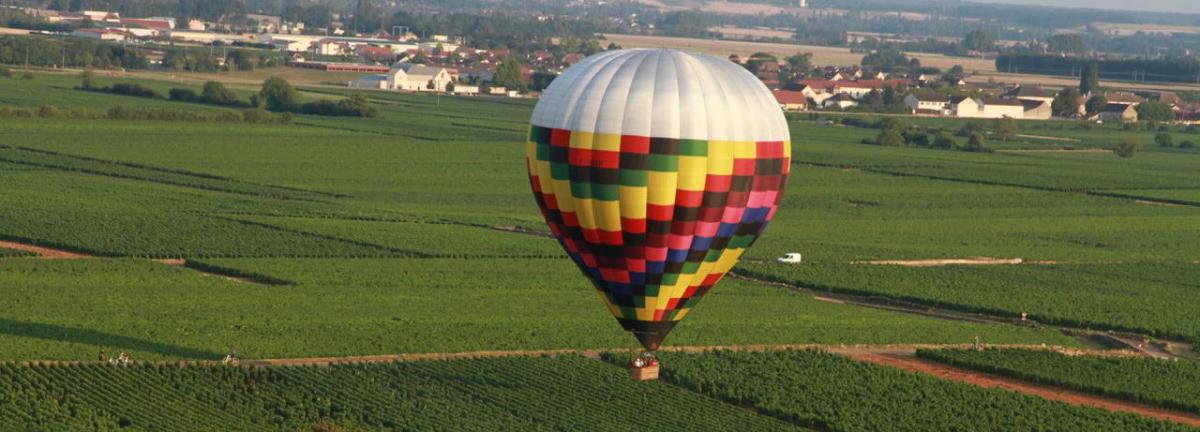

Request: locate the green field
(0, 69), (1198, 430)
(919, 348), (1200, 414)
(632, 349), (1195, 432)
(0, 356), (803, 432)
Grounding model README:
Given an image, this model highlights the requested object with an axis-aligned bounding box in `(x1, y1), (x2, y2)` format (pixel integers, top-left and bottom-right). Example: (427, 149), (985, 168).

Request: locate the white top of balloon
(530, 48), (790, 143)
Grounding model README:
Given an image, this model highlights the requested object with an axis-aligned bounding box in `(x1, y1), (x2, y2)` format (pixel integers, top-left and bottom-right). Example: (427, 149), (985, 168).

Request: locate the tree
(1080, 62), (1099, 96)
(942, 64), (965, 85)
(1136, 101), (1174, 123)
(962, 30), (995, 53)
(1155, 132), (1175, 148)
(529, 72), (557, 92)
(861, 47), (915, 73)
(259, 77), (297, 112)
(1085, 95), (1107, 115)
(1047, 34), (1087, 54)
(493, 58), (525, 92)
(785, 52), (812, 73)
(79, 69), (96, 90)
(932, 131), (957, 149)
(875, 129), (905, 146)
(1052, 88), (1081, 118)
(965, 132), (991, 153)
(993, 117), (1018, 142)
(657, 11), (709, 37)
(1114, 137), (1140, 158)
(201, 81), (238, 106)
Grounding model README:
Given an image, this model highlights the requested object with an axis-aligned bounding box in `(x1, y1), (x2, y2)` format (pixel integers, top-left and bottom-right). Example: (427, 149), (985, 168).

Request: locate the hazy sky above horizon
(970, 0), (1200, 15)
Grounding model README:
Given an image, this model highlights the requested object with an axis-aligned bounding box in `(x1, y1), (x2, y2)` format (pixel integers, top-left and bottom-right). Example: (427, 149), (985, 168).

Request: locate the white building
(72, 28), (126, 41)
(417, 41), (461, 53)
(350, 74), (389, 90)
(387, 63), (454, 92)
(314, 40), (352, 56)
(822, 93), (859, 109)
(166, 30), (249, 44)
(949, 96), (982, 118)
(949, 97), (1025, 119)
(452, 84), (480, 95)
(904, 91), (949, 114)
(978, 98), (1026, 119)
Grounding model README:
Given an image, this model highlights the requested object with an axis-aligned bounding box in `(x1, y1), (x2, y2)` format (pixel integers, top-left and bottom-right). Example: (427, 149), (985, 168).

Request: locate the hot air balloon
(525, 48), (791, 356)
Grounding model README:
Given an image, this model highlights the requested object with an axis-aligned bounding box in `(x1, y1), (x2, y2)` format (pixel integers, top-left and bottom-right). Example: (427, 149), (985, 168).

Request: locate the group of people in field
(96, 347), (241, 365)
(98, 349), (131, 366)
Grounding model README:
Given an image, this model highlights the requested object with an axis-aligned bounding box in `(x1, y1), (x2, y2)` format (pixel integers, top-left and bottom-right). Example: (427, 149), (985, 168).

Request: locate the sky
(971, 0), (1200, 15)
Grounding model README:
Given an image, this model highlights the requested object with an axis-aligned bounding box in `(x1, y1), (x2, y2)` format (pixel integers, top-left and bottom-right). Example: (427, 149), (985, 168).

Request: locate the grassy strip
(918, 348), (1200, 414)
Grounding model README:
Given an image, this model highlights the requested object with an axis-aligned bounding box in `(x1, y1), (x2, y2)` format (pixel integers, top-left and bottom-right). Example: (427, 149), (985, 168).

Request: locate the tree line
(996, 54), (1200, 85)
(79, 72), (376, 118)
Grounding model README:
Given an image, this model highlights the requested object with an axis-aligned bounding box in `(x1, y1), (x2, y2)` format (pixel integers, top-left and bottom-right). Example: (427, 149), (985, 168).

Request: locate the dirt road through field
(847, 351), (1200, 427)
(0, 240), (89, 259)
(0, 240), (261, 284)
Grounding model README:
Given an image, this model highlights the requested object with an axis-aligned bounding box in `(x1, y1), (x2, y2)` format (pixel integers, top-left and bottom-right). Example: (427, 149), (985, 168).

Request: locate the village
(6, 5), (1200, 124)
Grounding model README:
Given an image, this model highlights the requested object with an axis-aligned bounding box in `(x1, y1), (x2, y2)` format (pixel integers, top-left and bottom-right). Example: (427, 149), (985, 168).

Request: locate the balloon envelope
(525, 48), (791, 350)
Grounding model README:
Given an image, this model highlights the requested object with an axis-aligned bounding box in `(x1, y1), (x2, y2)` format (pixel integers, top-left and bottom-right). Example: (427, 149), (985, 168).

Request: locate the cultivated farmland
(0, 69), (1198, 430)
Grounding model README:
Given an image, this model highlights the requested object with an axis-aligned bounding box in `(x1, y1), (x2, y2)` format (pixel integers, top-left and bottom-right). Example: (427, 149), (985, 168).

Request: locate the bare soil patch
(846, 351), (1200, 427)
(856, 257), (1025, 267)
(601, 34), (995, 71)
(0, 240), (90, 259)
(997, 148), (1109, 154)
(1136, 200), (1186, 208)
(709, 26), (795, 40)
(1012, 134), (1081, 142)
(0, 240), (260, 284)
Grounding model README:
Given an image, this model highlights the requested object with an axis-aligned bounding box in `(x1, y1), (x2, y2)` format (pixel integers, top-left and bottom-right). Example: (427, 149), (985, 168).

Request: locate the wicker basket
(628, 364), (660, 381)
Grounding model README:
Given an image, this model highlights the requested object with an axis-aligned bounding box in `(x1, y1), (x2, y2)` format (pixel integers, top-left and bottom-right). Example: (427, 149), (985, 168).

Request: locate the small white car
(776, 253), (802, 264)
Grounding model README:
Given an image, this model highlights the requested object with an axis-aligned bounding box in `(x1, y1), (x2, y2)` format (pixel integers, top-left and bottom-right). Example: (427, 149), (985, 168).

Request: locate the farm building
(1003, 85), (1054, 104)
(979, 98), (1026, 119)
(349, 74), (389, 90)
(904, 90), (949, 114)
(71, 28), (126, 41)
(314, 40), (353, 56)
(387, 63), (455, 92)
(291, 61), (390, 73)
(949, 96), (982, 118)
(771, 90), (808, 111)
(1021, 100), (1052, 120)
(823, 93), (858, 109)
(1095, 103), (1139, 122)
(452, 84), (481, 95)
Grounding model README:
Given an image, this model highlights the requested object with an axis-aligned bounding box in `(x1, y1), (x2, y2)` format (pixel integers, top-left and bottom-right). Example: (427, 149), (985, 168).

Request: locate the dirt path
(1, 240), (261, 284)
(242, 343), (1086, 367)
(1107, 335), (1175, 359)
(846, 351), (1200, 427)
(856, 257), (1025, 267)
(997, 148), (1110, 154)
(1012, 134), (1082, 143)
(1136, 200), (1187, 208)
(0, 240), (90, 259)
(728, 272), (1195, 356)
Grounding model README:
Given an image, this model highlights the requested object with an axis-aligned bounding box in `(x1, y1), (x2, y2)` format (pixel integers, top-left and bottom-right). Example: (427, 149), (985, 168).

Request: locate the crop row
(641, 349), (1196, 432)
(0, 258), (1075, 361)
(917, 348), (1200, 414)
(0, 144), (330, 201)
(0, 356), (797, 432)
(739, 262), (1200, 345)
